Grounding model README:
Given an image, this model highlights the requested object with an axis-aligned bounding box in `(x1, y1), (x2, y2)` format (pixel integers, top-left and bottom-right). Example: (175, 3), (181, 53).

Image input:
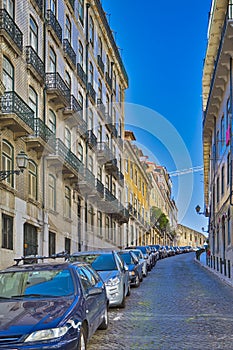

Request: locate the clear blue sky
(102, 0), (212, 233)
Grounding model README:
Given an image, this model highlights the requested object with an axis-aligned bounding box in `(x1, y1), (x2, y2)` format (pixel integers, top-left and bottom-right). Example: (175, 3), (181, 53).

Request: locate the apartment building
(0, 0), (129, 268)
(123, 131), (152, 247)
(176, 224), (206, 248)
(202, 0), (233, 279)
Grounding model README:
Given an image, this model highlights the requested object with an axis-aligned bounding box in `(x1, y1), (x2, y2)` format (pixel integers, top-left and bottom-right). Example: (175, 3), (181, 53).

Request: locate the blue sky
(102, 0), (212, 233)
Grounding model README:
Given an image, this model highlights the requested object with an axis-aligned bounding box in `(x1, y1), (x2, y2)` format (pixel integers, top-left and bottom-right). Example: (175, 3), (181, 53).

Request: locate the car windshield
(0, 268), (75, 299)
(71, 254), (117, 271)
(118, 252), (132, 265)
(131, 251), (141, 259)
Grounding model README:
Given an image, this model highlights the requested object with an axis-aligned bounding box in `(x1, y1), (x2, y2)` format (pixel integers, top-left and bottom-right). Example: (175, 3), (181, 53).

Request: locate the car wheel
(126, 284), (131, 296)
(78, 325), (87, 350)
(98, 305), (109, 330)
(119, 288), (126, 308)
(139, 272), (143, 282)
(135, 274), (140, 288)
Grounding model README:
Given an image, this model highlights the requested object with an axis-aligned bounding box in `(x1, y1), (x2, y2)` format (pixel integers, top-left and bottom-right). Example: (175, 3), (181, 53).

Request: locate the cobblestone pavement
(88, 252), (233, 350)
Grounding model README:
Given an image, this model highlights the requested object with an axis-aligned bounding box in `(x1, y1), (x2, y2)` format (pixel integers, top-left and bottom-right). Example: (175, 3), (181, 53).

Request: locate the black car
(117, 250), (143, 287)
(0, 255), (109, 350)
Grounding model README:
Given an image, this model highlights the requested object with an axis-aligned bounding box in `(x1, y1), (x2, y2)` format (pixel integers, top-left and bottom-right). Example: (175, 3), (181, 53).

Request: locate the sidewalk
(195, 251), (233, 289)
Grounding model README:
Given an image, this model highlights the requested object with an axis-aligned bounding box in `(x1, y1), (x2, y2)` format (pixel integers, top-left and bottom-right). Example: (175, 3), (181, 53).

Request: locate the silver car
(70, 250), (130, 308)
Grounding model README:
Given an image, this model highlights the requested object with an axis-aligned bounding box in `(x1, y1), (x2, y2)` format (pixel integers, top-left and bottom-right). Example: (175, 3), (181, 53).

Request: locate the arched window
(3, 56), (14, 92)
(29, 86), (38, 118)
(49, 47), (56, 73)
(48, 174), (56, 211)
(28, 160), (37, 200)
(48, 109), (56, 133)
(65, 127), (71, 149)
(79, 41), (84, 67)
(30, 16), (38, 52)
(65, 15), (71, 42)
(64, 186), (71, 218)
(89, 16), (94, 46)
(1, 140), (13, 186)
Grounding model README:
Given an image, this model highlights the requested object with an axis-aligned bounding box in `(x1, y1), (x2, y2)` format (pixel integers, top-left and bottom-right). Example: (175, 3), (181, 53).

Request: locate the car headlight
(105, 276), (120, 286)
(24, 326), (69, 342)
(129, 271), (135, 276)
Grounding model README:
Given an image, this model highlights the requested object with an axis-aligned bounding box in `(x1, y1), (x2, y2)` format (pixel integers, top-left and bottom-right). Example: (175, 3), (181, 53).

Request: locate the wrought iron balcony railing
(104, 187), (116, 202)
(33, 0), (43, 12)
(79, 167), (95, 187)
(53, 138), (83, 174)
(77, 63), (87, 87)
(63, 39), (76, 67)
(45, 72), (71, 106)
(34, 118), (56, 147)
(88, 83), (96, 104)
(95, 178), (104, 197)
(25, 46), (45, 81)
(0, 91), (34, 129)
(85, 130), (97, 149)
(97, 55), (105, 75)
(0, 9), (23, 52)
(96, 142), (114, 162)
(46, 10), (62, 44)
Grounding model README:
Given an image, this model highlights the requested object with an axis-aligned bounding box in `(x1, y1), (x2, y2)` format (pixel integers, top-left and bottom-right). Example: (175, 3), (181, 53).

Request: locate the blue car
(0, 257), (108, 350)
(117, 250), (143, 287)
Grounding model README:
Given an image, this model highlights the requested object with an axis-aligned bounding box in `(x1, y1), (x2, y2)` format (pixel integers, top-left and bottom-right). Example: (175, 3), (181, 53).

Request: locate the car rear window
(71, 254), (117, 271)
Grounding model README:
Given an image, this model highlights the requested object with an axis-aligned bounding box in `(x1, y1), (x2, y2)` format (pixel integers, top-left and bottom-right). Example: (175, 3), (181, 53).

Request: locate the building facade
(176, 224), (206, 248)
(0, 0), (129, 268)
(202, 0), (233, 280)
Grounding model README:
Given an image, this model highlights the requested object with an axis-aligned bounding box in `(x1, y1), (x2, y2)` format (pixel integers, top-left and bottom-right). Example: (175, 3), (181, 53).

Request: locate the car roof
(71, 250), (115, 256)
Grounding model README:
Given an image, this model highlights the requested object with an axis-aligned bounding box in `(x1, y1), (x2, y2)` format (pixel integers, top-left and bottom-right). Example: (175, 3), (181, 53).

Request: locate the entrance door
(24, 223), (38, 256)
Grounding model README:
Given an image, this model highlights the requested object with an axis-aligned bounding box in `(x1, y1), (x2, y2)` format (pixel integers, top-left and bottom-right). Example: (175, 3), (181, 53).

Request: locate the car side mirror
(87, 287), (103, 296)
(124, 264), (129, 271)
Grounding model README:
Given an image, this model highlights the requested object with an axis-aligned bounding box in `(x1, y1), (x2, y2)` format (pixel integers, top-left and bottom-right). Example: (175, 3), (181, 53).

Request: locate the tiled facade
(202, 0), (233, 280)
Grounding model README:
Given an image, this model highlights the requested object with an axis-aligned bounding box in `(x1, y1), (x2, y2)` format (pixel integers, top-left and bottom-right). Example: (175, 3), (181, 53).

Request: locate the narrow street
(88, 253), (233, 350)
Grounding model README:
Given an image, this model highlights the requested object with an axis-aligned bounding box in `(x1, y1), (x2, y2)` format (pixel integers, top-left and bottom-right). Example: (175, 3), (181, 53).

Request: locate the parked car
(0, 255), (109, 350)
(148, 245), (159, 264)
(154, 244), (166, 259)
(126, 246), (152, 271)
(70, 250), (130, 308)
(117, 250), (143, 287)
(125, 248), (148, 277)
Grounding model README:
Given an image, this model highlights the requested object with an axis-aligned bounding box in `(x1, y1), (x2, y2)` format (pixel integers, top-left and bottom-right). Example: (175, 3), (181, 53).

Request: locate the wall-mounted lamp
(195, 205), (209, 216)
(0, 151), (28, 181)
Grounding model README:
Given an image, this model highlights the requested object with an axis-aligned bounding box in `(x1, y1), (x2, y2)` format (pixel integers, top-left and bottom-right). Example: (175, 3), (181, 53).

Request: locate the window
(106, 216), (110, 239)
(125, 159), (129, 172)
(89, 155), (93, 173)
(29, 16), (38, 52)
(49, 231), (56, 255)
(125, 186), (128, 203)
(221, 166), (225, 195)
(106, 55), (110, 75)
(97, 211), (102, 236)
(97, 123), (102, 142)
(106, 94), (110, 114)
(106, 134), (109, 147)
(78, 91), (83, 111)
(88, 109), (93, 129)
(50, 0), (56, 15)
(28, 160), (37, 200)
(97, 166), (102, 181)
(221, 115), (225, 148)
(1, 140), (13, 186)
(65, 15), (71, 42)
(89, 61), (94, 85)
(49, 47), (56, 72)
(105, 175), (110, 189)
(48, 174), (56, 211)
(3, 56), (14, 92)
(118, 119), (122, 138)
(112, 71), (116, 92)
(79, 41), (84, 67)
(227, 97), (231, 128)
(78, 0), (84, 24)
(216, 177), (219, 203)
(65, 237), (71, 254)
(65, 127), (71, 149)
(89, 16), (94, 46)
(98, 79), (102, 100)
(2, 214), (13, 250)
(77, 143), (83, 162)
(98, 37), (102, 57)
(216, 131), (220, 158)
(29, 86), (38, 118)
(64, 186), (71, 218)
(65, 71), (71, 90)
(130, 163), (133, 179)
(48, 110), (56, 133)
(227, 153), (230, 185)
(3, 0), (14, 18)
(112, 182), (116, 196)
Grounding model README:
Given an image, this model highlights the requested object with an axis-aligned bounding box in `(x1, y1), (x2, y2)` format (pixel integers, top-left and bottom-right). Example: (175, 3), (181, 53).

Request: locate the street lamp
(0, 151), (28, 181)
(195, 205), (209, 216)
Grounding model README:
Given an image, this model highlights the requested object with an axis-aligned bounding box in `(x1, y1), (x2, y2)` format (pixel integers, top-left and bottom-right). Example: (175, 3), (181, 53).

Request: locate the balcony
(105, 72), (112, 90)
(45, 72), (70, 108)
(63, 95), (85, 127)
(105, 158), (118, 177)
(127, 203), (138, 219)
(85, 130), (97, 149)
(30, 0), (43, 14)
(88, 83), (96, 104)
(25, 46), (45, 84)
(97, 98), (105, 117)
(77, 63), (87, 88)
(104, 187), (116, 202)
(46, 10), (62, 45)
(0, 91), (34, 137)
(25, 118), (56, 154)
(117, 136), (124, 150)
(63, 39), (76, 68)
(111, 202), (129, 224)
(0, 9), (23, 54)
(116, 170), (124, 186)
(47, 138), (83, 180)
(95, 178), (104, 198)
(77, 167), (96, 196)
(96, 142), (113, 165)
(97, 55), (105, 76)
(105, 114), (117, 138)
